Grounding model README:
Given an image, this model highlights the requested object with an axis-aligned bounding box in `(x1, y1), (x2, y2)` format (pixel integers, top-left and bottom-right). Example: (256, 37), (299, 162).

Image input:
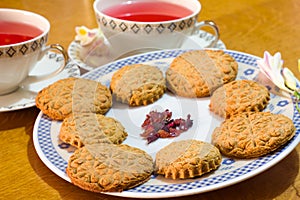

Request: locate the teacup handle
(193, 20), (220, 48)
(21, 44), (68, 85)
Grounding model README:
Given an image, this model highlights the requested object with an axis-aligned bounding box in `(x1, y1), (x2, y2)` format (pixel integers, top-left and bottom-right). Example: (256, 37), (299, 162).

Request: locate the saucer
(0, 52), (80, 112)
(68, 30), (226, 71)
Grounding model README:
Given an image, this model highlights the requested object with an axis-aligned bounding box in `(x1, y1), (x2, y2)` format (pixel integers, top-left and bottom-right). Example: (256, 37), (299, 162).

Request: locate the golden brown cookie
(209, 80), (270, 118)
(166, 49), (238, 97)
(212, 112), (295, 158)
(59, 113), (128, 148)
(66, 143), (154, 192)
(35, 77), (112, 120)
(155, 140), (222, 179)
(110, 64), (166, 106)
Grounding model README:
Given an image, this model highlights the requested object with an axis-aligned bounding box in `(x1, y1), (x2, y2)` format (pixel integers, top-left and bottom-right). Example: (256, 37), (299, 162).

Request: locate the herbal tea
(0, 21), (43, 45)
(102, 2), (193, 22)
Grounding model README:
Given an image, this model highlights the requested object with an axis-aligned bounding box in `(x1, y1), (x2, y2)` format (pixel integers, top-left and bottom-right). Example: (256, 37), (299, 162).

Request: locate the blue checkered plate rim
(33, 49), (300, 198)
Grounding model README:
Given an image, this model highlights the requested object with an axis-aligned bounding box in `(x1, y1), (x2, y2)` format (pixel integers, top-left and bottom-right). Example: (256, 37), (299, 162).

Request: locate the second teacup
(93, 0), (219, 53)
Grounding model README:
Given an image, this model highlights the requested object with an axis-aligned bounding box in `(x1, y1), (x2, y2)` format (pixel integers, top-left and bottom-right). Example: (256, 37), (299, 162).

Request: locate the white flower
(257, 51), (298, 94)
(75, 26), (103, 46)
(282, 67), (297, 91)
(257, 51), (300, 113)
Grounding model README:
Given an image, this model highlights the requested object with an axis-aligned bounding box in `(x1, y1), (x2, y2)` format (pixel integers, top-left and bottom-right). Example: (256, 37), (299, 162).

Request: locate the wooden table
(1, 0), (300, 199)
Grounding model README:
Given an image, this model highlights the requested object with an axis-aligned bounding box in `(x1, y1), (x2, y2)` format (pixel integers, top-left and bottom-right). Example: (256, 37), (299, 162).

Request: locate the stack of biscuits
(35, 77), (154, 192)
(35, 49), (296, 193)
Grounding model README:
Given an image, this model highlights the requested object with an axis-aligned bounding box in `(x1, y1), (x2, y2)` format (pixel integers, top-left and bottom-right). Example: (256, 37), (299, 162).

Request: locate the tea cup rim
(93, 0), (201, 24)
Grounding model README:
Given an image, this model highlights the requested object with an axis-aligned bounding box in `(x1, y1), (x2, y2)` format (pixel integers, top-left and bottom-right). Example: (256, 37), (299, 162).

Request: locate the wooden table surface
(1, 0), (300, 199)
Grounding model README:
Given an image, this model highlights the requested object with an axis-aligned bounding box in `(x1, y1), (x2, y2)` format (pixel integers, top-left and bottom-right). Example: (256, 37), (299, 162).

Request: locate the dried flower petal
(140, 109), (193, 144)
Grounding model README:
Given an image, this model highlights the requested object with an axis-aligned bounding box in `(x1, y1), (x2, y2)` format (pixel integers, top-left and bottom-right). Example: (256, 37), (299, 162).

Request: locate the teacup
(0, 8), (68, 95)
(93, 0), (219, 56)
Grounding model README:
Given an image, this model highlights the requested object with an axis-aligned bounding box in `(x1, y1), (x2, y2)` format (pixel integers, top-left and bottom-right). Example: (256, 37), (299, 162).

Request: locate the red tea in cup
(0, 21), (43, 45)
(102, 1), (193, 22)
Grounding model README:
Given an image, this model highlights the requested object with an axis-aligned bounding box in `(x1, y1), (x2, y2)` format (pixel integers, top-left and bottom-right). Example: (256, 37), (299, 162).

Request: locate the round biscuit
(212, 112), (295, 158)
(35, 77), (112, 120)
(166, 49), (238, 97)
(110, 64), (166, 106)
(155, 140), (222, 179)
(66, 143), (154, 192)
(209, 79), (270, 118)
(59, 113), (128, 148)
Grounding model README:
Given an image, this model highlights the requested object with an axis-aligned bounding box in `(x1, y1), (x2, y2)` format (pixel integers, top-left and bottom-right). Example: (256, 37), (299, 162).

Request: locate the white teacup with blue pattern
(0, 9), (68, 95)
(93, 0), (219, 57)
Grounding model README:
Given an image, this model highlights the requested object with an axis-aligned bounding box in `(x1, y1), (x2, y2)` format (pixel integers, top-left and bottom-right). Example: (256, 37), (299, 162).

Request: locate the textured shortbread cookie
(166, 50), (238, 97)
(209, 80), (270, 118)
(66, 143), (154, 192)
(36, 77), (112, 120)
(212, 112), (295, 158)
(110, 64), (166, 106)
(60, 113), (128, 148)
(155, 140), (222, 179)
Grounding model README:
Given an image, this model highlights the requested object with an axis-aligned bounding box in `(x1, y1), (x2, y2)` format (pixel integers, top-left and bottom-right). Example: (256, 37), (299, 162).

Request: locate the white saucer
(68, 30), (226, 71)
(0, 52), (80, 112)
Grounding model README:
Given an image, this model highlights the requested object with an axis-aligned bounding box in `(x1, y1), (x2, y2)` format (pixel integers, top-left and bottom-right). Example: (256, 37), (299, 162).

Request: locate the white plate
(68, 30), (226, 71)
(0, 52), (80, 112)
(33, 49), (300, 198)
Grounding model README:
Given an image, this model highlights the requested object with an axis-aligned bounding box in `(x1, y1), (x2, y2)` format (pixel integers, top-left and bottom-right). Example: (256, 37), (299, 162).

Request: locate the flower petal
(282, 68), (297, 91)
(257, 51), (292, 94)
(74, 26), (104, 46)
